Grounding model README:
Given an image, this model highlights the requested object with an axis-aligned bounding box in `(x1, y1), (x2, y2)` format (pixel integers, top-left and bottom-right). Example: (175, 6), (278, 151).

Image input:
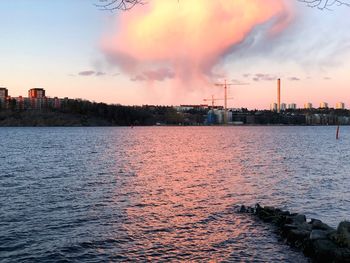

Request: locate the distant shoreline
(0, 124), (348, 128)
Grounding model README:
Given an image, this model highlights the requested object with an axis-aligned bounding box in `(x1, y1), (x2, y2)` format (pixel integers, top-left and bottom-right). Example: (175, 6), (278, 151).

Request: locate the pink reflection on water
(114, 127), (257, 260)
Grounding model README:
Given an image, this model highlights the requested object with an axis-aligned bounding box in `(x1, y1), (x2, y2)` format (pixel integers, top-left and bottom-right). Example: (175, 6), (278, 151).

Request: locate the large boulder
(310, 239), (338, 262)
(287, 229), (310, 247)
(310, 230), (329, 240)
(310, 219), (334, 231)
(285, 214), (306, 225)
(334, 247), (350, 263)
(336, 221), (350, 248)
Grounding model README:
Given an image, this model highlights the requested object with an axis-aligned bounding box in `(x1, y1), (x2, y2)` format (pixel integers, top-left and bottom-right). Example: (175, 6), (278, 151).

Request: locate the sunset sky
(1, 0), (350, 109)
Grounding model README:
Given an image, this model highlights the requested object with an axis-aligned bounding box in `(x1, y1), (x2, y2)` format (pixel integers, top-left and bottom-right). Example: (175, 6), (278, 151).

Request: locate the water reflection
(109, 127), (311, 261)
(1, 126), (349, 262)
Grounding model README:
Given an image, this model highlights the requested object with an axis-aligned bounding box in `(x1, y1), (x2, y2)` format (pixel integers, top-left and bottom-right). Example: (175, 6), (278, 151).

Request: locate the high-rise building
(0, 87), (8, 99)
(288, 103), (297, 110)
(336, 102), (345, 110)
(319, 102), (328, 109)
(304, 103), (313, 109)
(28, 88), (45, 98)
(270, 103), (278, 112)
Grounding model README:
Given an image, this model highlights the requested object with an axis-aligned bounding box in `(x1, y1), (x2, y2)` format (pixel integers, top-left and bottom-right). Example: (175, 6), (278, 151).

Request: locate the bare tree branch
(95, 0), (145, 11)
(95, 0), (350, 11)
(298, 0), (350, 10)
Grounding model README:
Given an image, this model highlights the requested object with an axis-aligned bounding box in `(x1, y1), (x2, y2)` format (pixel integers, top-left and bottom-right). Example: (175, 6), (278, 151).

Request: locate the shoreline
(0, 124), (348, 128)
(238, 204), (350, 262)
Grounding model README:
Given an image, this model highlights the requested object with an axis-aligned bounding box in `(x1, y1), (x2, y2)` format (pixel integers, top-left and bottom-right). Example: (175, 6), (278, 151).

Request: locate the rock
(310, 219), (334, 231)
(240, 204), (350, 262)
(287, 229), (310, 246)
(298, 222), (313, 232)
(312, 239), (338, 262)
(246, 206), (254, 213)
(239, 205), (247, 213)
(310, 230), (328, 240)
(334, 247), (350, 263)
(257, 209), (274, 221)
(263, 206), (276, 214)
(279, 210), (291, 216)
(336, 221), (350, 248)
(283, 223), (298, 230)
(294, 214), (307, 225)
(285, 214), (306, 225)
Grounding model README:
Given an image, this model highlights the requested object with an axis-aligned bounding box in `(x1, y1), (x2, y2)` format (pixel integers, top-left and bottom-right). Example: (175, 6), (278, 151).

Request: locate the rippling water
(1, 126), (349, 262)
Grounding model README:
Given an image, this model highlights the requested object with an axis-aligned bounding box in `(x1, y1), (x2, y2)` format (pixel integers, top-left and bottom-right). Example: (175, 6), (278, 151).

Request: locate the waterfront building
(319, 102), (329, 109)
(270, 103), (278, 112)
(214, 109), (224, 124)
(206, 110), (216, 124)
(281, 103), (287, 111)
(288, 103), (297, 110)
(227, 111), (233, 123)
(336, 102), (345, 110)
(304, 103), (313, 109)
(176, 104), (208, 112)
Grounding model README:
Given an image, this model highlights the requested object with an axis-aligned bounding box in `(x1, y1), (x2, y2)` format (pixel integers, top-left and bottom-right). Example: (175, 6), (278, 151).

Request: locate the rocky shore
(238, 204), (350, 262)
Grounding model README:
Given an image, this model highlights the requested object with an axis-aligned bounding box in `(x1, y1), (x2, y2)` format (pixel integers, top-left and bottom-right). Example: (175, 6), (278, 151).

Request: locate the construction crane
(203, 95), (234, 108)
(214, 80), (248, 124)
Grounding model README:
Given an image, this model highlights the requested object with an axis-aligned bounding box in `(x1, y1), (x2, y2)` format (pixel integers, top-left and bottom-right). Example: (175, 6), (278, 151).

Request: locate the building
(0, 87), (8, 99)
(319, 102), (329, 109)
(336, 102), (345, 110)
(176, 104), (208, 112)
(281, 103), (287, 111)
(28, 88), (46, 109)
(28, 88), (45, 98)
(304, 103), (313, 109)
(206, 110), (216, 124)
(288, 103), (297, 110)
(214, 109), (224, 124)
(14, 96), (25, 110)
(270, 103), (278, 112)
(0, 87), (9, 109)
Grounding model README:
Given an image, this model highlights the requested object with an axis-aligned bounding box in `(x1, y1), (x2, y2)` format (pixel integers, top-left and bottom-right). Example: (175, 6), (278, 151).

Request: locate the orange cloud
(102, 0), (293, 86)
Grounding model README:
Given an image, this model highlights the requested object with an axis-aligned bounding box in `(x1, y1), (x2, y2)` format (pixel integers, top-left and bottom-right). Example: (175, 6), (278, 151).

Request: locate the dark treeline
(0, 99), (205, 126)
(2, 98), (350, 126)
(61, 100), (207, 125)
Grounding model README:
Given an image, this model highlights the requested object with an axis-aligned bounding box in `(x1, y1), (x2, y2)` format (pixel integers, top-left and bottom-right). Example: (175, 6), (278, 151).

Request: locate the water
(1, 126), (349, 262)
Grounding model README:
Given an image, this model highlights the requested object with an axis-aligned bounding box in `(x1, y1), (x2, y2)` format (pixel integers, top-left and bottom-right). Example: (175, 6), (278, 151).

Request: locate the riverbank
(239, 204), (350, 262)
(0, 111), (111, 126)
(0, 111), (348, 127)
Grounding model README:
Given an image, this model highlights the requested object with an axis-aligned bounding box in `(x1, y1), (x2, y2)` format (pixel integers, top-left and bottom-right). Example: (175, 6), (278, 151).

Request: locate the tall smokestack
(277, 78), (281, 113)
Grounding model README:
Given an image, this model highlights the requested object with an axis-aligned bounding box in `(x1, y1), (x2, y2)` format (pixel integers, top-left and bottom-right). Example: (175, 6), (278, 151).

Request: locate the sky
(1, 0), (350, 109)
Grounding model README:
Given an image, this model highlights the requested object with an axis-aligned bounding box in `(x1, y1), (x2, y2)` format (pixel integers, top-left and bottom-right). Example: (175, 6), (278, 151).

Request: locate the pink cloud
(102, 0), (294, 91)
